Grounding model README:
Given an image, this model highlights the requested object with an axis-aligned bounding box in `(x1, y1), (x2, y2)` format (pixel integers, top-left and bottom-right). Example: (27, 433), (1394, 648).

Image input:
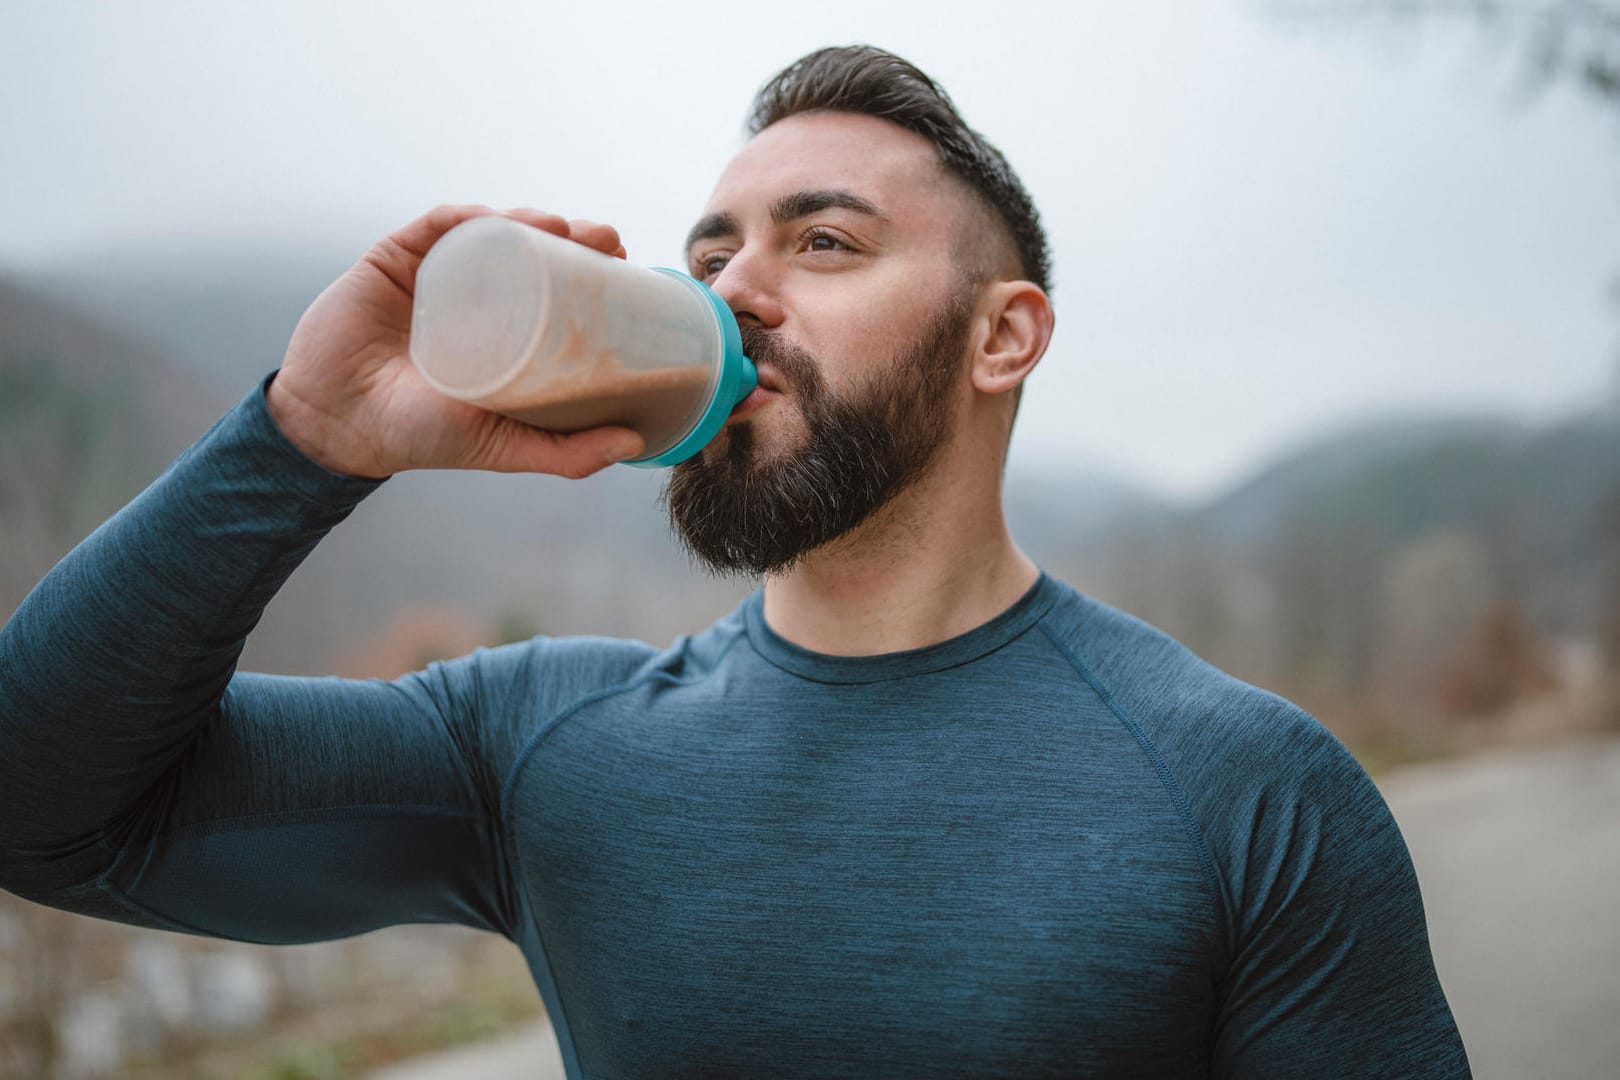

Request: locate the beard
(663, 285), (974, 578)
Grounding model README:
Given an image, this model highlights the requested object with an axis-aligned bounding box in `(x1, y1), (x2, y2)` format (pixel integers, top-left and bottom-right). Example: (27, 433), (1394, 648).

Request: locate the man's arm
(1206, 706), (1472, 1078)
(0, 205), (643, 942)
(0, 380), (511, 939)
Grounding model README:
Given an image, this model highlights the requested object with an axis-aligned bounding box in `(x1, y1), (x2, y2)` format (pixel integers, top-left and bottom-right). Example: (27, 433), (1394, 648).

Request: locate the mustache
(738, 326), (822, 397)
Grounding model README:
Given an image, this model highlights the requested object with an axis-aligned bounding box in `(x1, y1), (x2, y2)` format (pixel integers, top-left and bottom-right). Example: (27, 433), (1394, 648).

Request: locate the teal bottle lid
(623, 270), (757, 468)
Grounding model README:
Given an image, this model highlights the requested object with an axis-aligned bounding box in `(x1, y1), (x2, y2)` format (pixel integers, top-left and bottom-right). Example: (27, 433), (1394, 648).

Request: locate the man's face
(663, 112), (980, 576)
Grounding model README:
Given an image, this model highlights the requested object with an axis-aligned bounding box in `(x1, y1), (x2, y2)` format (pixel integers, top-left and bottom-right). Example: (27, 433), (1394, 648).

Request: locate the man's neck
(758, 458), (1038, 657)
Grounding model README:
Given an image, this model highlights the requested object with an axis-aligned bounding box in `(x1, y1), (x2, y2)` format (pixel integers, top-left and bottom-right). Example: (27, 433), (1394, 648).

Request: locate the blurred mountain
(1111, 403), (1620, 725)
(1196, 413), (1528, 549)
(4, 256), (1617, 746)
(0, 273), (226, 612)
(20, 240), (362, 393)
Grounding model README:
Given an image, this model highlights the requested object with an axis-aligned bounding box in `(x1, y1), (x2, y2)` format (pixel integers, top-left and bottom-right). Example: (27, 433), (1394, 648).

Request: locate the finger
(566, 219), (623, 258)
(360, 204), (504, 297)
(386, 203), (502, 260)
(481, 420), (646, 479)
(501, 207), (570, 237)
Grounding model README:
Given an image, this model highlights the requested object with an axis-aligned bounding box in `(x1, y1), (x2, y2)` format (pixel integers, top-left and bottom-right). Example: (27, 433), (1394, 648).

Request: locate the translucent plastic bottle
(408, 215), (756, 467)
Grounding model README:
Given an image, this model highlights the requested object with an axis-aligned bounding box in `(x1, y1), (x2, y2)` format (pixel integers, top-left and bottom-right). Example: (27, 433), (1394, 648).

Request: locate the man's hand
(267, 205), (644, 480)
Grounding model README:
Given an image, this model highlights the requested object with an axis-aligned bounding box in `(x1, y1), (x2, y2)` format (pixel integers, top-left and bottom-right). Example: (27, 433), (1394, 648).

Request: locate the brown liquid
(497, 358), (714, 449)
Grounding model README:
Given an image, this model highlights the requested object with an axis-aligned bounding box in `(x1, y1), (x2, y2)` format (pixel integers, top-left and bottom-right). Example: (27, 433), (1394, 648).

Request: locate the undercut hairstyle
(747, 45), (1052, 295)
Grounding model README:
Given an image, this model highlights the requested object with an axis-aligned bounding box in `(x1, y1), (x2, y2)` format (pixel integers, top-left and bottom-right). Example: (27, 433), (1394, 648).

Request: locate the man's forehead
(696, 111), (951, 228)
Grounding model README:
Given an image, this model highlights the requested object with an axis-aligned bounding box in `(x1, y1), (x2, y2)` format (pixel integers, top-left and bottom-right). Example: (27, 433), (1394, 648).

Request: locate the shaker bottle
(408, 215), (757, 467)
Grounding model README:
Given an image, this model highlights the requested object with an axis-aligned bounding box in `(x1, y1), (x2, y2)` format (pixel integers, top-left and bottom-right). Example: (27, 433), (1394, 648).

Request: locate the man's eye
(804, 230), (849, 253)
(695, 254), (729, 279)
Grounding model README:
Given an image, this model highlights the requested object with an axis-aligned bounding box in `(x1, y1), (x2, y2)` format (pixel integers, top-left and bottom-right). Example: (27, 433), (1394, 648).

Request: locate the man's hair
(747, 45), (1052, 295)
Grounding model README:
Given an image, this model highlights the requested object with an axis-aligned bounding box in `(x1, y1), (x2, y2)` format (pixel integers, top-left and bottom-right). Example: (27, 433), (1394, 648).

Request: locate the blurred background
(2, 1), (1618, 1077)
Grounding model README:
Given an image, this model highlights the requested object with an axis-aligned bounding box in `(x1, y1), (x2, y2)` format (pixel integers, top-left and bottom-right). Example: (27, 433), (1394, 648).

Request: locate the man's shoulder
(400, 606), (751, 784)
(449, 601), (749, 708)
(1036, 579), (1287, 719)
(1037, 579), (1397, 936)
(1035, 577), (1345, 775)
(516, 633), (667, 686)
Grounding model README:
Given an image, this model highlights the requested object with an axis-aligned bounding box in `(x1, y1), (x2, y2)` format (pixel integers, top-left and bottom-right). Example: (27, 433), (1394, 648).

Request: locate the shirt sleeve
(0, 376), (520, 944)
(1205, 706), (1472, 1079)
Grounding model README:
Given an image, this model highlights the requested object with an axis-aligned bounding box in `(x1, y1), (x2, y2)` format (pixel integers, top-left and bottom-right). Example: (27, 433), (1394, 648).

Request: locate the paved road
(1380, 735), (1620, 1080)
(367, 736), (1620, 1080)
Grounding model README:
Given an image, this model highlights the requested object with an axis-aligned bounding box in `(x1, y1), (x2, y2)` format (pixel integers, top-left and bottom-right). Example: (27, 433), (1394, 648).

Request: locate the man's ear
(970, 281), (1054, 396)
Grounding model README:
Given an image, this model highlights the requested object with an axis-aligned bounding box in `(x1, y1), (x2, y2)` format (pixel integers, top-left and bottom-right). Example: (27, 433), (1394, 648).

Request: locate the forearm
(0, 374), (382, 882)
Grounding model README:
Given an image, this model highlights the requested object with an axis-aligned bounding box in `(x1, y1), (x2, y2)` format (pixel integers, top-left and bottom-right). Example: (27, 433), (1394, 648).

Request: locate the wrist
(264, 373), (389, 480)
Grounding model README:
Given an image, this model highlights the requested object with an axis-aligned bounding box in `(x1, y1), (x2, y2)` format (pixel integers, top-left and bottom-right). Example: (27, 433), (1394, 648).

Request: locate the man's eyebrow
(684, 212), (739, 253)
(770, 189), (886, 226)
(684, 190), (887, 253)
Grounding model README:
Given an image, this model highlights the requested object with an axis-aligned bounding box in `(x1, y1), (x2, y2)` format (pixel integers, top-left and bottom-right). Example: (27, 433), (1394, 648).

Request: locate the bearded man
(0, 46), (1469, 1079)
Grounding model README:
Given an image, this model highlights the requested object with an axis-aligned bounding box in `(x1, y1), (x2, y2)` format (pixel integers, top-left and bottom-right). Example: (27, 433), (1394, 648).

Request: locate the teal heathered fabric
(0, 379), (1470, 1079)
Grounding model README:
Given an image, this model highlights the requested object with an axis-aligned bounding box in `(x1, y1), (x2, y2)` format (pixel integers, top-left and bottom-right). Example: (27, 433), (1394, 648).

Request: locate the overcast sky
(4, 0), (1617, 499)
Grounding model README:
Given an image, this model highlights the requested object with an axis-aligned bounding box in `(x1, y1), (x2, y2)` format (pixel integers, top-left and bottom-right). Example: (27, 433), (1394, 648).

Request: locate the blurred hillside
(4, 260), (1618, 754)
(1, 268), (753, 674)
(0, 274), (225, 611)
(1077, 405), (1620, 748)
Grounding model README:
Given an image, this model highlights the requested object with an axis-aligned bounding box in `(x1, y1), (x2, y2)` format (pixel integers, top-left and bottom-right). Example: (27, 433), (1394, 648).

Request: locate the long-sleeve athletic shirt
(0, 378), (1471, 1079)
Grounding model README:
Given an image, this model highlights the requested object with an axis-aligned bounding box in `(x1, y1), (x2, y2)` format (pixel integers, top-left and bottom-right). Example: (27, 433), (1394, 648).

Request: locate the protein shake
(408, 215), (754, 466)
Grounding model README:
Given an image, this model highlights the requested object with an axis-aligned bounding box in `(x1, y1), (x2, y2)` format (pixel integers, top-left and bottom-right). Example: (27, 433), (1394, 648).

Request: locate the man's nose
(709, 250), (785, 329)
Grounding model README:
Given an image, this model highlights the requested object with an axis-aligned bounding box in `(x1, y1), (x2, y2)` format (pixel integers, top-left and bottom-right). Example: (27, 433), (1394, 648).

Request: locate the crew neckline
(742, 572), (1060, 684)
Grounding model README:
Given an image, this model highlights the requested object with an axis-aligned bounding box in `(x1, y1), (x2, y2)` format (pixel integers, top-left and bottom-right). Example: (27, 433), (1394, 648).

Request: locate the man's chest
(506, 680), (1218, 1078)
